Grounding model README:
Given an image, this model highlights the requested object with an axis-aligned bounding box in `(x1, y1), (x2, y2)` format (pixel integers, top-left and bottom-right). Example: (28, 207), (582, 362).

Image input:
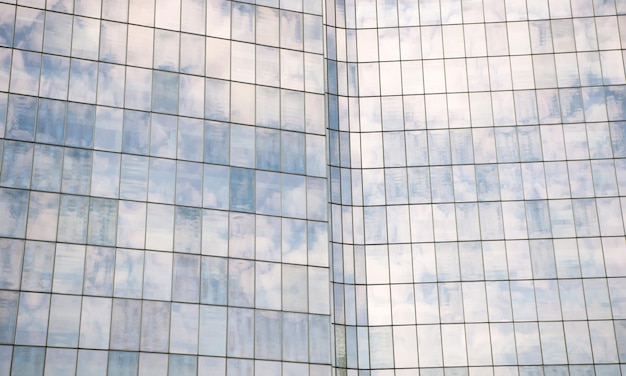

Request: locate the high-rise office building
(0, 0), (625, 375)
(326, 0), (626, 375)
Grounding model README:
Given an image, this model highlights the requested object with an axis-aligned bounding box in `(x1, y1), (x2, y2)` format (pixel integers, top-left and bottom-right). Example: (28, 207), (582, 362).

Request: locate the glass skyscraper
(326, 0), (626, 375)
(0, 0), (625, 375)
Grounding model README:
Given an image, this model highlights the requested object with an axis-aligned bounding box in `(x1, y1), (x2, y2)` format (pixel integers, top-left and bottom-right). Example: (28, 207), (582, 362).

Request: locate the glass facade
(0, 0), (330, 374)
(326, 0), (626, 375)
(0, 0), (625, 375)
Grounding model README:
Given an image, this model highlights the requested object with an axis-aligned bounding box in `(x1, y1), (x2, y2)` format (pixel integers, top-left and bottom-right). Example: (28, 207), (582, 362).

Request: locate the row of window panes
(0, 152), (327, 219)
(332, 321), (626, 368)
(332, 238), (625, 284)
(330, 125), (626, 166)
(207, 41), (324, 89)
(326, 89), (626, 131)
(0, 30), (323, 87)
(0, 94), (326, 145)
(0, 266), (329, 328)
(0, 5), (324, 58)
(327, 18), (626, 62)
(0, 104), (326, 171)
(339, 54), (626, 97)
(1, 346), (331, 376)
(0, 107), (326, 175)
(331, 279), (625, 325)
(328, 96), (618, 133)
(0, 208), (328, 264)
(0, 247), (329, 312)
(3, 78), (623, 134)
(332, 0), (624, 28)
(0, 0), (323, 33)
(0, 189), (329, 254)
(328, 59), (626, 100)
(326, 200), (625, 244)
(330, 163), (624, 205)
(332, 365), (625, 376)
(0, 202), (328, 264)
(5, 340), (622, 375)
(334, 166), (625, 204)
(339, 60), (626, 97)
(2, 50), (324, 108)
(334, 239), (625, 284)
(0, 141), (324, 192)
(331, 229), (626, 281)
(0, 293), (330, 361)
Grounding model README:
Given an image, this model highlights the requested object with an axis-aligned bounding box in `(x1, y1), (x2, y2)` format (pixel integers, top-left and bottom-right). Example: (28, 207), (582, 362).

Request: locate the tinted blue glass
(179, 75), (204, 118)
(65, 102), (95, 148)
(0, 52), (8, 92)
(141, 301), (171, 352)
(44, 348), (77, 376)
(22, 242), (54, 292)
(31, 144), (62, 191)
(169, 355), (197, 376)
(230, 167), (255, 212)
(122, 110), (150, 154)
(11, 346), (44, 376)
(256, 128), (280, 170)
(82, 246), (114, 296)
(6, 95), (37, 141)
(57, 195), (89, 243)
(35, 98), (65, 144)
(205, 78), (230, 121)
(76, 350), (107, 376)
(42, 11), (71, 55)
(256, 171), (281, 215)
(610, 122), (626, 157)
(14, 8), (44, 51)
(203, 164), (229, 210)
(2, 1), (625, 374)
(281, 131), (305, 174)
(94, 107), (123, 152)
(68, 59), (98, 103)
(0, 291), (18, 343)
(40, 54), (70, 100)
(150, 114), (177, 158)
(108, 352), (139, 376)
(113, 249), (144, 299)
(199, 305), (226, 356)
(97, 63), (125, 107)
(200, 256), (227, 302)
(15, 292), (50, 345)
(0, 5), (14, 48)
(152, 71), (179, 114)
(204, 121), (230, 165)
(125, 67), (152, 111)
(148, 158), (176, 204)
(176, 161), (203, 206)
(88, 198), (118, 246)
(282, 173), (306, 218)
(10, 50), (40, 96)
(0, 93), (7, 136)
(61, 148), (92, 195)
(172, 253), (200, 301)
(177, 117), (203, 161)
(91, 151), (121, 198)
(0, 141), (33, 189)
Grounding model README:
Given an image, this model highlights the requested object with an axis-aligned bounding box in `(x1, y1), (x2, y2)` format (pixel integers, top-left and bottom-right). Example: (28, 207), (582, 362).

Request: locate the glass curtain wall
(0, 0), (330, 375)
(1, 0), (626, 375)
(325, 0), (626, 375)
